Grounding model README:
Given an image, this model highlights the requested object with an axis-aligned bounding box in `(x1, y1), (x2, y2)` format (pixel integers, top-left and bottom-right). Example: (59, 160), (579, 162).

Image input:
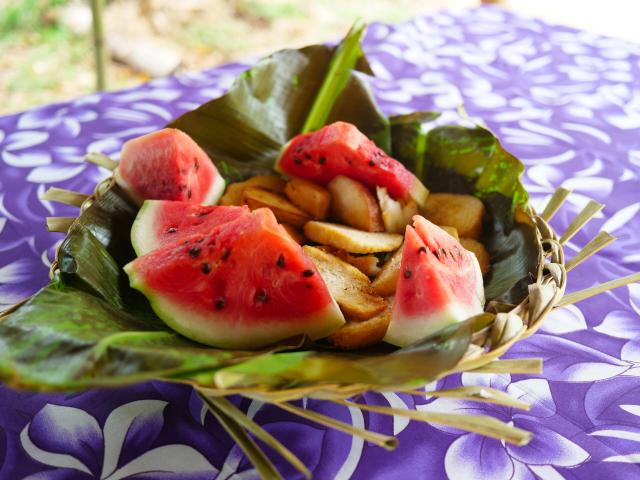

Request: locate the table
(1, 6), (639, 479)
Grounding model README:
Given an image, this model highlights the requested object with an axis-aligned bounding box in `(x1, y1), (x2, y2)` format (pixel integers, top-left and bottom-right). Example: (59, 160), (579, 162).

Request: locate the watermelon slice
(275, 122), (429, 208)
(124, 208), (345, 349)
(384, 216), (484, 347)
(131, 200), (250, 256)
(115, 128), (225, 205)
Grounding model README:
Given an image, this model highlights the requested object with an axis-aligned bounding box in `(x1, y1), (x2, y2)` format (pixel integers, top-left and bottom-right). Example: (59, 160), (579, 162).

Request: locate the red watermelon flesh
(131, 200), (250, 256)
(124, 208), (345, 349)
(275, 122), (429, 208)
(384, 215), (484, 347)
(115, 128), (225, 205)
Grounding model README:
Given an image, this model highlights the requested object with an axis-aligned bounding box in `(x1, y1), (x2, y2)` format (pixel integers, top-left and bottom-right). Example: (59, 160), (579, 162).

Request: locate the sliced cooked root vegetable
(321, 247), (381, 277)
(219, 183), (245, 206)
(304, 221), (403, 254)
(460, 238), (490, 275)
(284, 178), (331, 220)
(344, 254), (381, 277)
(243, 187), (311, 227)
(220, 175), (285, 206)
(281, 223), (306, 244)
(328, 175), (384, 232)
(327, 305), (392, 350)
(440, 225), (459, 240)
(303, 246), (387, 320)
(371, 245), (403, 296)
(424, 193), (485, 240)
(376, 187), (419, 234)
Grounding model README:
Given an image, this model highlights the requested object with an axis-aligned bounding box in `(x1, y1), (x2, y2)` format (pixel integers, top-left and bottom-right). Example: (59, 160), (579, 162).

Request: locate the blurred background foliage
(0, 0), (638, 115)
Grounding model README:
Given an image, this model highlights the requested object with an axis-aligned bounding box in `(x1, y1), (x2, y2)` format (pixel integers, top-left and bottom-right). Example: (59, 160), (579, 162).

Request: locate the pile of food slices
(121, 121), (488, 350)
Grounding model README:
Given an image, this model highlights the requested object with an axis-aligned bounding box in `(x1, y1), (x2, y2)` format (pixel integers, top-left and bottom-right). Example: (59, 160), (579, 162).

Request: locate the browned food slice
(219, 183), (245, 206)
(424, 193), (485, 239)
(280, 223), (306, 244)
(304, 221), (403, 254)
(345, 254), (381, 277)
(243, 187), (310, 227)
(303, 246), (387, 320)
(371, 245), (403, 296)
(376, 186), (419, 233)
(327, 305), (392, 350)
(327, 175), (384, 232)
(284, 178), (331, 220)
(320, 247), (381, 277)
(439, 225), (459, 240)
(460, 238), (490, 275)
(219, 175), (285, 206)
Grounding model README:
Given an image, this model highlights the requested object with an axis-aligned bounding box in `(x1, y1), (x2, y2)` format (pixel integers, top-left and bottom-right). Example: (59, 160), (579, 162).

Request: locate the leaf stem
(301, 20), (367, 134)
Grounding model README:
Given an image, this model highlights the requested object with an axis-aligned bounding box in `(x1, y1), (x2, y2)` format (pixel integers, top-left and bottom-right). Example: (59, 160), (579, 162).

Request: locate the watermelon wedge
(115, 128), (225, 205)
(124, 208), (345, 349)
(275, 122), (429, 208)
(384, 215), (484, 347)
(131, 201), (250, 256)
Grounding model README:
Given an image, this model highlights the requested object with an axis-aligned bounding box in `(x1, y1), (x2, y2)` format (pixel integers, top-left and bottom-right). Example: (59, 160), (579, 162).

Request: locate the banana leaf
(0, 24), (539, 392)
(387, 115), (539, 303)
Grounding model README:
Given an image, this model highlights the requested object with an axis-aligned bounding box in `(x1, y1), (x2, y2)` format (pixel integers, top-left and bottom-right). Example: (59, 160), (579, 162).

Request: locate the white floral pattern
(0, 6), (639, 479)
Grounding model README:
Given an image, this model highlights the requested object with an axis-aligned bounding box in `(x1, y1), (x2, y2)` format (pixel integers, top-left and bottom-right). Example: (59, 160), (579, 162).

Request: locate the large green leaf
(0, 285), (232, 390)
(214, 320), (472, 389)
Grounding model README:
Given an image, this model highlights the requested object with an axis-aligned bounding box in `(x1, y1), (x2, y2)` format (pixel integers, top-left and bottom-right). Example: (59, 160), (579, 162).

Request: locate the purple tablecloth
(1, 6), (639, 479)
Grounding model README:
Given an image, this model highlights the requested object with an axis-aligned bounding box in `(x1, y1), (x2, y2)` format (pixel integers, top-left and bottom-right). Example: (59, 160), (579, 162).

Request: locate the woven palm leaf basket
(2, 24), (638, 479)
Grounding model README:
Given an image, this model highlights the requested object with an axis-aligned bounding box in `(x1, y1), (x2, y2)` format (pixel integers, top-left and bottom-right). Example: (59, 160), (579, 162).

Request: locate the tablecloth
(1, 6), (639, 479)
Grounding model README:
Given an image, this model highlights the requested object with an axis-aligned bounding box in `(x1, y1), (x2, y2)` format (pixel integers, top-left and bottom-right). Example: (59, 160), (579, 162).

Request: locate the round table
(1, 6), (639, 479)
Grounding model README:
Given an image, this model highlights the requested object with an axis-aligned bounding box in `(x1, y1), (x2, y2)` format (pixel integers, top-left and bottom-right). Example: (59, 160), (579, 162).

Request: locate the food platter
(1, 23), (636, 479)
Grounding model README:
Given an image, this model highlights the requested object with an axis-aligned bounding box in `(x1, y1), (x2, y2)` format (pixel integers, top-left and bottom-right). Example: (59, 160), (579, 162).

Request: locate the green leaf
(168, 23), (388, 181)
(215, 320), (471, 389)
(389, 115), (540, 303)
(58, 223), (124, 308)
(0, 285), (240, 390)
(302, 20), (367, 133)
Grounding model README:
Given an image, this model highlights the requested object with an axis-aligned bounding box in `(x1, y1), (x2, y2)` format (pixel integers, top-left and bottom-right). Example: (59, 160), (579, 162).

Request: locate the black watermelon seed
(369, 160), (376, 167)
(221, 248), (231, 260)
(201, 262), (211, 274)
(214, 297), (226, 309)
(304, 153), (312, 160)
(277, 254), (285, 268)
(194, 160), (199, 171)
(167, 227), (177, 234)
(255, 289), (269, 303)
(417, 246), (427, 254)
(187, 189), (192, 199)
(294, 157), (302, 165)
(404, 269), (412, 279)
(189, 247), (201, 258)
(319, 156), (326, 164)
(302, 269), (314, 277)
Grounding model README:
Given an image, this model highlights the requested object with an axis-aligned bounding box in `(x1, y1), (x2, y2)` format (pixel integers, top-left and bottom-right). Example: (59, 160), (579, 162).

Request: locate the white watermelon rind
(124, 262), (346, 350)
(384, 301), (483, 347)
(130, 200), (162, 257)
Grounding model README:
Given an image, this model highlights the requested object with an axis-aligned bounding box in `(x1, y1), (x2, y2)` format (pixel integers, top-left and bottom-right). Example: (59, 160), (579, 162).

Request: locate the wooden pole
(89, 0), (107, 91)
